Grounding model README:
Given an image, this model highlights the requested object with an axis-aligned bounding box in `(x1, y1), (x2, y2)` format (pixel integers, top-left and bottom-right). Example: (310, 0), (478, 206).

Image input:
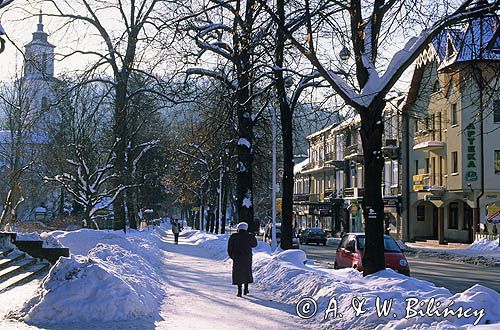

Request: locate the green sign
(465, 123), (478, 181)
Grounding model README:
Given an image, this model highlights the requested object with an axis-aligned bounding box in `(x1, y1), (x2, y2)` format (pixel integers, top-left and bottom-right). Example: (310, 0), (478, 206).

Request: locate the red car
(334, 233), (410, 276)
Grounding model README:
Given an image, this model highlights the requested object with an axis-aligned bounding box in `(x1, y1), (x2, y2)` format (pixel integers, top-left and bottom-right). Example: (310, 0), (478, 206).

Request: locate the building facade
(403, 15), (500, 243)
(293, 100), (404, 238)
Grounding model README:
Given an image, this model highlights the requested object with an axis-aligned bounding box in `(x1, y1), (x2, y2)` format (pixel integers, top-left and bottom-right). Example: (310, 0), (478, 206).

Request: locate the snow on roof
(434, 14), (500, 68)
(294, 158), (309, 175)
(306, 123), (337, 140)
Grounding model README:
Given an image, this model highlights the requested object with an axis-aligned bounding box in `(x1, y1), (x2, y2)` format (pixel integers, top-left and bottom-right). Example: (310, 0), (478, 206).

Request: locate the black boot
(244, 283), (249, 295)
(237, 285), (242, 297)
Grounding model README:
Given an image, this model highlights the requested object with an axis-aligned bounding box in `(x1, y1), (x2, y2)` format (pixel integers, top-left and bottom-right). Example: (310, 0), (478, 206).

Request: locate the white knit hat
(237, 222), (248, 231)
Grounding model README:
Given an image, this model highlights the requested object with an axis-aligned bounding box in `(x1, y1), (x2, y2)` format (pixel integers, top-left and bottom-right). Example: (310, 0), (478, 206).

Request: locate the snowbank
(186, 230), (500, 329)
(8, 225), (169, 325)
(468, 238), (499, 252)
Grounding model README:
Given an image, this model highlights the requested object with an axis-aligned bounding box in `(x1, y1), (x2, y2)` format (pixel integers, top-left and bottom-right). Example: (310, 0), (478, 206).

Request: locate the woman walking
(227, 222), (258, 297)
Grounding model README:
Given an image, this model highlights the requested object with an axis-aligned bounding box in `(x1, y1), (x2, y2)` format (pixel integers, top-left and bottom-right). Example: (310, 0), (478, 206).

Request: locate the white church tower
(23, 9), (57, 114)
(24, 9), (55, 80)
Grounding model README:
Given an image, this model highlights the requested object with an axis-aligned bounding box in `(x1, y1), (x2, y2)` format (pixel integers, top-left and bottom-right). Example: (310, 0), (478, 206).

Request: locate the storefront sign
(485, 203), (500, 224)
(465, 123), (478, 181)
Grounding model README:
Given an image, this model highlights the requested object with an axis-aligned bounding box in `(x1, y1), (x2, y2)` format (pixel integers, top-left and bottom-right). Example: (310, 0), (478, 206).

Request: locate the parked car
(334, 233), (410, 276)
(263, 223), (300, 249)
(299, 227), (327, 246)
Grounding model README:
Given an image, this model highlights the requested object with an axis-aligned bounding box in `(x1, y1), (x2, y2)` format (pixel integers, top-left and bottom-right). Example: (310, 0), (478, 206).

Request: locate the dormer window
(446, 36), (457, 60)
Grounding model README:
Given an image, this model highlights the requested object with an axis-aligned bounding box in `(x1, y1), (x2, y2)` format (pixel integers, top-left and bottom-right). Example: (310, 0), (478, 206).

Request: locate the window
(495, 150), (500, 174)
(449, 202), (459, 229)
(432, 80), (441, 93)
(417, 205), (425, 222)
(451, 103), (458, 126)
(494, 100), (500, 123)
(432, 157), (436, 184)
(425, 158), (430, 174)
(452, 151), (458, 174)
(414, 160), (419, 175)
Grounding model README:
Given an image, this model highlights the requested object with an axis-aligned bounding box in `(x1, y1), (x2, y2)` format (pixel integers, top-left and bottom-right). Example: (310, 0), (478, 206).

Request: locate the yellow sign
(413, 184), (426, 192)
(486, 204), (500, 224)
(192, 207), (200, 212)
(413, 174), (427, 183)
(276, 198), (282, 213)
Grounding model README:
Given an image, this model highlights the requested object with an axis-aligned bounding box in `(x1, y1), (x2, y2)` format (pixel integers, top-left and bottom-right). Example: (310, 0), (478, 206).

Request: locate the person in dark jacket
(227, 222), (258, 297)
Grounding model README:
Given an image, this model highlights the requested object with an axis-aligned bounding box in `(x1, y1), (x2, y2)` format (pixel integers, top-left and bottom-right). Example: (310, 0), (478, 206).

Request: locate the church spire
(37, 8), (44, 32)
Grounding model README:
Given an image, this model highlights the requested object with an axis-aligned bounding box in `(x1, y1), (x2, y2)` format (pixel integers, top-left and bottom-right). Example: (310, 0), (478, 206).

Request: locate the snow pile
(468, 238), (499, 252)
(185, 230), (500, 328)
(9, 226), (168, 325)
(252, 251), (500, 328)
(15, 232), (63, 248)
(182, 229), (230, 260)
(14, 244), (163, 324)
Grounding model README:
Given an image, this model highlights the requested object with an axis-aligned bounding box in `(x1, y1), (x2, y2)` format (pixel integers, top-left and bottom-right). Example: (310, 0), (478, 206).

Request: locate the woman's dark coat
(227, 230), (258, 285)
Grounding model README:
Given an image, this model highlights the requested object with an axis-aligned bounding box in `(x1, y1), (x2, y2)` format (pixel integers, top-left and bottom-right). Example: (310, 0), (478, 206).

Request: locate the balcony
(344, 187), (365, 198)
(413, 130), (445, 151)
(325, 153), (348, 169)
(344, 143), (363, 162)
(293, 194), (309, 202)
(382, 139), (400, 159)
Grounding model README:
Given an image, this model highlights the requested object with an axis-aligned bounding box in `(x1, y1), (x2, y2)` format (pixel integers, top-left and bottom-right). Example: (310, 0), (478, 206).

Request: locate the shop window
(449, 202), (459, 229)
(417, 205), (425, 222)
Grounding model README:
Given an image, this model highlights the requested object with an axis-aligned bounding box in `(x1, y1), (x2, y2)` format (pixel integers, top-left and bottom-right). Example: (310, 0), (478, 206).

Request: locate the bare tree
(259, 0), (498, 274)
(42, 0), (177, 231)
(0, 72), (47, 230)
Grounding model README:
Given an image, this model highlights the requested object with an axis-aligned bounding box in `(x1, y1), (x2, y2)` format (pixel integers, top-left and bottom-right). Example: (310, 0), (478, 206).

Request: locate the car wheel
(322, 242), (326, 246)
(334, 261), (339, 270)
(316, 242), (319, 246)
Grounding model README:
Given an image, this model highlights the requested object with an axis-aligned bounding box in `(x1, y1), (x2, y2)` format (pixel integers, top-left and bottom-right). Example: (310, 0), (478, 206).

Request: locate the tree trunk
(221, 181), (228, 234)
(234, 0), (256, 232)
(275, 0), (293, 250)
(359, 101), (386, 276)
(113, 78), (128, 232)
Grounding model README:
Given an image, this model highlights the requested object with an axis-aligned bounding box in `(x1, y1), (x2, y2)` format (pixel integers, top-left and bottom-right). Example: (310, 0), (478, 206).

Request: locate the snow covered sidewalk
(158, 231), (306, 330)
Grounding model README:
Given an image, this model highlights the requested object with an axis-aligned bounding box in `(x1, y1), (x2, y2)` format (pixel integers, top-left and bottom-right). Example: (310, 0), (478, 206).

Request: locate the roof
(306, 122), (337, 140)
(433, 13), (500, 68)
(294, 158), (309, 175)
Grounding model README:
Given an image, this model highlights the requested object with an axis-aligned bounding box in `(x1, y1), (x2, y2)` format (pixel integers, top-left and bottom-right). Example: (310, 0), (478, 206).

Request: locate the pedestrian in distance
(172, 219), (181, 244)
(227, 222), (258, 297)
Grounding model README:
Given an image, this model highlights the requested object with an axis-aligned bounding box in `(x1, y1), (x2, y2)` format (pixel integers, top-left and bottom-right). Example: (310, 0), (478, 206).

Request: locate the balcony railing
(382, 139), (400, 159)
(293, 194), (309, 202)
(344, 187), (365, 198)
(413, 130), (445, 151)
(412, 174), (445, 193)
(344, 143), (363, 162)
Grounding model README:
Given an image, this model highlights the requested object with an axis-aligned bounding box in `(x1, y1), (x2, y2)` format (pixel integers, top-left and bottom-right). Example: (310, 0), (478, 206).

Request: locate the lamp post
(271, 104), (278, 250)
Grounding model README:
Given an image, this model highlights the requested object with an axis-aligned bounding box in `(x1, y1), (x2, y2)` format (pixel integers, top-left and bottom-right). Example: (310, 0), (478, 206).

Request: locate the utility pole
(272, 106), (277, 250)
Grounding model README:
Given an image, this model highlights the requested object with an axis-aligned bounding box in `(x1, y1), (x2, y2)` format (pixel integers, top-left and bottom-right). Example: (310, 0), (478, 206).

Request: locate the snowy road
(157, 232), (308, 330)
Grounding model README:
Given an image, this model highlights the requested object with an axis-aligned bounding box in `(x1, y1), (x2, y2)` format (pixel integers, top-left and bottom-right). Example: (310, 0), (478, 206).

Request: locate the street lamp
(339, 45), (351, 61)
(0, 0), (15, 54)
